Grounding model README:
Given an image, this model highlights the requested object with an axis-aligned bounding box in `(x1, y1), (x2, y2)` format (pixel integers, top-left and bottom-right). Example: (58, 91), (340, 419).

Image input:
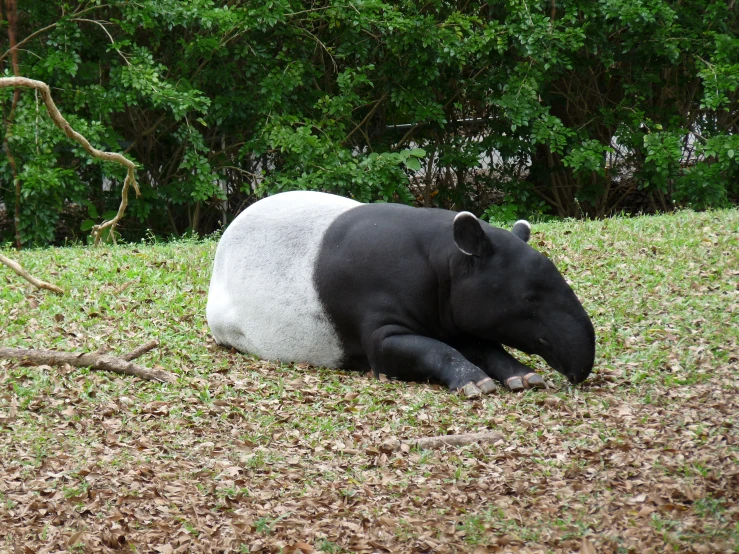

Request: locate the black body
(314, 203), (595, 390)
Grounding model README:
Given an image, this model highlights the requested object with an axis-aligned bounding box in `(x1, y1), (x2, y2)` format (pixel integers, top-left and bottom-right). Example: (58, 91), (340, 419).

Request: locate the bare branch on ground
(382, 431), (504, 452)
(0, 346), (176, 383)
(0, 253), (64, 294)
(122, 340), (159, 361)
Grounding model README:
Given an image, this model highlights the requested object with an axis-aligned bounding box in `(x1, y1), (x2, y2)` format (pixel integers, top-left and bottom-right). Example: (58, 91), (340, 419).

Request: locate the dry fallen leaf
(580, 538), (596, 554)
(377, 516), (396, 527)
(67, 531), (85, 547)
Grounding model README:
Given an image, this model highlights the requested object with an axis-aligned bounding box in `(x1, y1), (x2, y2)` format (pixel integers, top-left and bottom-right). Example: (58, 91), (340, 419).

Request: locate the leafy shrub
(1, 0), (737, 245)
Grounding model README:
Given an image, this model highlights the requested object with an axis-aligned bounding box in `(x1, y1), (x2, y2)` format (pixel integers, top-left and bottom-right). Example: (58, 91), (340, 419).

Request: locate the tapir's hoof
(461, 382), (483, 398)
(523, 372), (546, 389)
(506, 376), (525, 392)
(476, 378), (499, 394)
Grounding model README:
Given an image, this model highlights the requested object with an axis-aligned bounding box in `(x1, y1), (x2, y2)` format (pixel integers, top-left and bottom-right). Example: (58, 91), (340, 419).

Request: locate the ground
(1, 209), (738, 554)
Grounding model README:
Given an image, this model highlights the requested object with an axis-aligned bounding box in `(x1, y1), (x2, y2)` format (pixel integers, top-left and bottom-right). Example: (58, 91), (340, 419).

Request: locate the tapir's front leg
(367, 327), (497, 396)
(456, 341), (546, 391)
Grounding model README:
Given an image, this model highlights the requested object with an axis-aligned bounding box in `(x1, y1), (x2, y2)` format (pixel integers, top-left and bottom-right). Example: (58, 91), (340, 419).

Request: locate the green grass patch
(1, 209), (738, 552)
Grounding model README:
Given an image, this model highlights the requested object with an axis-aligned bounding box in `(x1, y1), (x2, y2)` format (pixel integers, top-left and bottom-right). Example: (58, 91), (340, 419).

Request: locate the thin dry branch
(0, 76), (140, 245)
(0, 4), (112, 65)
(0, 346), (176, 383)
(122, 340), (159, 361)
(382, 431), (504, 452)
(0, 253), (64, 294)
(1, 123), (21, 249)
(342, 94), (387, 145)
(393, 65), (490, 151)
(71, 18), (129, 66)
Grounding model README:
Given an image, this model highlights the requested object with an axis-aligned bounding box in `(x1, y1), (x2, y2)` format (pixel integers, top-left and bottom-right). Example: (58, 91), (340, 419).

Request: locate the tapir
(206, 191), (595, 396)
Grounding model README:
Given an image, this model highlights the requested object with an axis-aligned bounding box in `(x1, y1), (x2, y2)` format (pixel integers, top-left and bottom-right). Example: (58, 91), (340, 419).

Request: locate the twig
(112, 279), (137, 294)
(382, 431), (504, 452)
(0, 347), (176, 383)
(299, 26), (336, 73)
(0, 253), (64, 294)
(71, 18), (130, 66)
(342, 94), (387, 145)
(0, 76), (140, 246)
(1, 121), (21, 249)
(0, 4), (112, 65)
(393, 65), (490, 150)
(122, 340), (159, 361)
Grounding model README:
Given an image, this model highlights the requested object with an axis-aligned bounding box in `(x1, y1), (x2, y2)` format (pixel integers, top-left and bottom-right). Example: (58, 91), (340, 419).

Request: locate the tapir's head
(449, 212), (595, 384)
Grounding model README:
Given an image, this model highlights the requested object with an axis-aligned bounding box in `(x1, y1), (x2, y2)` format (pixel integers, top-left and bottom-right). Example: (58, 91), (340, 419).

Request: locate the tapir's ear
(453, 212), (492, 257)
(511, 220), (531, 243)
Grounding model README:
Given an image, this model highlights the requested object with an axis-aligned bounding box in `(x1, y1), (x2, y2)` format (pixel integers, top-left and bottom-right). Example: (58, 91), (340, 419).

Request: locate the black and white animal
(206, 191), (595, 396)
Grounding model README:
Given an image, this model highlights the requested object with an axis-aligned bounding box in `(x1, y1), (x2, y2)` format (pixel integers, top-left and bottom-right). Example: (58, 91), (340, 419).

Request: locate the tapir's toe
(476, 378), (499, 394)
(461, 378), (498, 397)
(505, 376), (525, 391)
(523, 372), (546, 389)
(460, 382), (483, 398)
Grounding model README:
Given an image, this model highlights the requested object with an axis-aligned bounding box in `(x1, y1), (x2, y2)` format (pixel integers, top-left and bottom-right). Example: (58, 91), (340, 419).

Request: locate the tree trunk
(192, 201), (201, 234)
(3, 0), (22, 249)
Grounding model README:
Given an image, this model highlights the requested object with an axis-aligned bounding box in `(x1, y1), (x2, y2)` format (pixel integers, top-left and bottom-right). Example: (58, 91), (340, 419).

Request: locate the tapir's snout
(545, 353), (591, 385)
(541, 307), (596, 386)
(567, 367), (591, 385)
(561, 317), (596, 385)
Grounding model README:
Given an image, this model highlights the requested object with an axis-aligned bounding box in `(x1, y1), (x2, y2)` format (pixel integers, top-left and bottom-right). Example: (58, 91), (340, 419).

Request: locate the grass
(1, 208), (738, 553)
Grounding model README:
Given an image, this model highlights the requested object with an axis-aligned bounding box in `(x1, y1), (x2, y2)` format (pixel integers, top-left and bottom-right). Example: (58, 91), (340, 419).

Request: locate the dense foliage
(1, 0), (738, 245)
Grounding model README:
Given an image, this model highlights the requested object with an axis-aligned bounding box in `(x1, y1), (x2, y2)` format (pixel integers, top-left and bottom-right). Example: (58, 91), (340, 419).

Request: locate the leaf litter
(1, 210), (738, 553)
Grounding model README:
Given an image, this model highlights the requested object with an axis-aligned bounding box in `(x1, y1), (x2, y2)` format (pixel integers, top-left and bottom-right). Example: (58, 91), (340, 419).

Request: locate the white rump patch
(206, 191), (360, 368)
(514, 219), (531, 230)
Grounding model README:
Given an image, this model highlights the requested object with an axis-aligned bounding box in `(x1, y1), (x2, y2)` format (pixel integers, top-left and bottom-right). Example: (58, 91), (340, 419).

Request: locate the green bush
(1, 0), (737, 245)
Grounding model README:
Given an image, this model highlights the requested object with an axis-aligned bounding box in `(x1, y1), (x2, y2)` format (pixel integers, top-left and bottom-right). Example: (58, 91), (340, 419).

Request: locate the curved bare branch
(0, 76), (140, 245)
(0, 254), (64, 294)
